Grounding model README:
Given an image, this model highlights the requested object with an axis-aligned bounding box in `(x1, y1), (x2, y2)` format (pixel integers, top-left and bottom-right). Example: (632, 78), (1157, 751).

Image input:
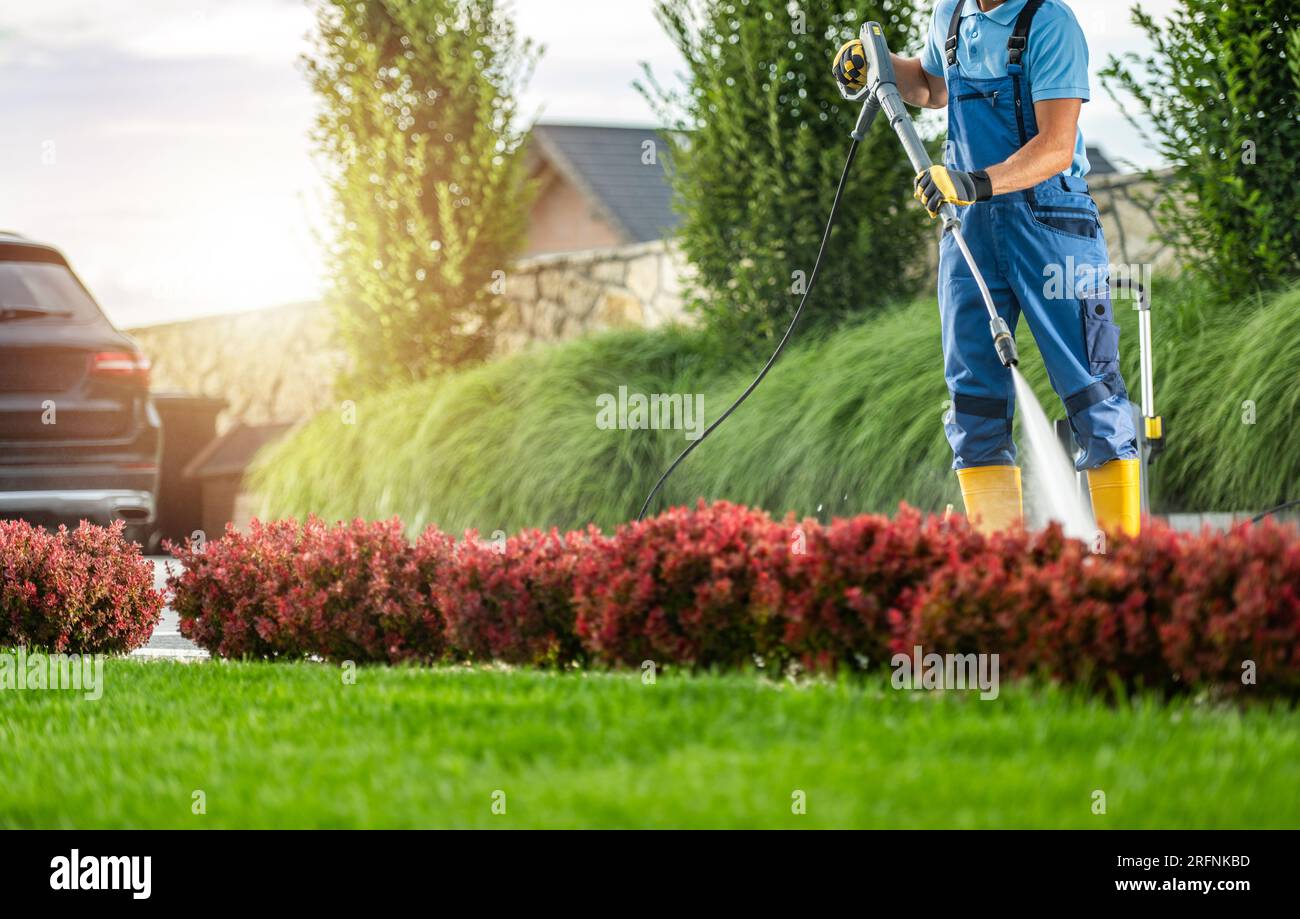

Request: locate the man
(834, 1), (1141, 535)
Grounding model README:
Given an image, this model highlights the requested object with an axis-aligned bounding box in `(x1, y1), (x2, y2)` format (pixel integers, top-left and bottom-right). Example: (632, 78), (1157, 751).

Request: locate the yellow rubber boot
(956, 465), (1023, 535)
(1087, 458), (1142, 536)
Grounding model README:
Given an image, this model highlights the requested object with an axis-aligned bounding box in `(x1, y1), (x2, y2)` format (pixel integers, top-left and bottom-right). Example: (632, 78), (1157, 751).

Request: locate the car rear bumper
(0, 488), (156, 528)
(0, 464), (158, 493)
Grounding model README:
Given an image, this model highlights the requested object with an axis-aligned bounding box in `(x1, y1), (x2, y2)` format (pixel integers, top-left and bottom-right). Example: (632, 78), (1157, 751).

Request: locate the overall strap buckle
(945, 2), (964, 68)
(1006, 35), (1028, 67)
(1007, 0), (1046, 69)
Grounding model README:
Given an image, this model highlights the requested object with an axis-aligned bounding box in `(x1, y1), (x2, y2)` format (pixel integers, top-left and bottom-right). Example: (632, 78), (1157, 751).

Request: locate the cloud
(0, 0), (312, 64)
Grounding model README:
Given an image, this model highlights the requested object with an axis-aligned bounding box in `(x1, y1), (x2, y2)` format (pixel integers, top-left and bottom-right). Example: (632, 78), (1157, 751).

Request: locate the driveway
(130, 557), (207, 659)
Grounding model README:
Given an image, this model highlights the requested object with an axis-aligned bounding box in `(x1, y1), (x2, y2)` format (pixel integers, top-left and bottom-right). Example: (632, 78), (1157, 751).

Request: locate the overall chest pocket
(955, 90), (1002, 107)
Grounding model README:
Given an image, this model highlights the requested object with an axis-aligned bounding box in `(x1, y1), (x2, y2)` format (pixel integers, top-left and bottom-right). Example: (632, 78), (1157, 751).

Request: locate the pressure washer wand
(859, 22), (1018, 368)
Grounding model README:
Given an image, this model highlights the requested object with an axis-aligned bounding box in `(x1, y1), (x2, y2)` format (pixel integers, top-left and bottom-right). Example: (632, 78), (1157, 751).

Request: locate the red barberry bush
(1162, 520), (1300, 692)
(169, 517), (452, 663)
(165, 500), (1300, 696)
(439, 527), (595, 666)
(572, 500), (788, 668)
(0, 519), (163, 653)
(899, 524), (1178, 689)
(901, 519), (1300, 694)
(167, 518), (295, 659)
(759, 507), (982, 672)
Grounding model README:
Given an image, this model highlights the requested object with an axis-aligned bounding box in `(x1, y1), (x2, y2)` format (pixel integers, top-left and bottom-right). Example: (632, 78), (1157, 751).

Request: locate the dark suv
(0, 232), (161, 547)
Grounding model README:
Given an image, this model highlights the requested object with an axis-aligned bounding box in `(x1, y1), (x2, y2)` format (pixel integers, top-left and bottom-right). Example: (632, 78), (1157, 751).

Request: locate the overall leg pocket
(1080, 295), (1120, 377)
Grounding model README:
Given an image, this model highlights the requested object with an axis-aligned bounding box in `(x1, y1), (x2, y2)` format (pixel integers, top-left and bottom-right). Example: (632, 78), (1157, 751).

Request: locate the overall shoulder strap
(1007, 0), (1048, 68)
(944, 1), (964, 68)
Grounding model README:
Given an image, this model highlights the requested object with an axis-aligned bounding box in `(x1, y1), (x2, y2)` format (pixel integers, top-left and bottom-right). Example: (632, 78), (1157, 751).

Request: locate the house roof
(529, 123), (681, 244)
(1086, 145), (1119, 176)
(183, 421), (295, 480)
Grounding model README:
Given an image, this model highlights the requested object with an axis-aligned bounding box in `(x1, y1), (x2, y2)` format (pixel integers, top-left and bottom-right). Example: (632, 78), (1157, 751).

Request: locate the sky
(0, 0), (1179, 328)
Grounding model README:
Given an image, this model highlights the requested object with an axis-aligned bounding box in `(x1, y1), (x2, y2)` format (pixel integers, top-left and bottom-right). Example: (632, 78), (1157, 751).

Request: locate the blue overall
(937, 1), (1138, 471)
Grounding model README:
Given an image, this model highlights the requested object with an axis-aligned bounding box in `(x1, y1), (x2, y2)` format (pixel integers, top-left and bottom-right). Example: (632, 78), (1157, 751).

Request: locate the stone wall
(129, 301), (343, 432)
(1090, 171), (1177, 270)
(495, 240), (692, 354)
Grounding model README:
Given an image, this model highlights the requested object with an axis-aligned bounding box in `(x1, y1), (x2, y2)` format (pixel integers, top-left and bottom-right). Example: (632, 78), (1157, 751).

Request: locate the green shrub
(304, 0), (536, 387)
(640, 0), (933, 350)
(1153, 281), (1300, 511)
(1101, 1), (1300, 300)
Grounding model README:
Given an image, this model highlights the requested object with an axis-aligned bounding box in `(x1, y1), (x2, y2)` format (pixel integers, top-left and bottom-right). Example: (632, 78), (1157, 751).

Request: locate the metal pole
(859, 22), (1017, 367)
(1138, 296), (1154, 419)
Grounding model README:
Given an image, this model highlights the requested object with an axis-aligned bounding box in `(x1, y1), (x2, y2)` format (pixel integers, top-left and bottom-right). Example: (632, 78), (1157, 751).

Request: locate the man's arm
(893, 55), (948, 109)
(913, 97), (1083, 214)
(983, 98), (1080, 194)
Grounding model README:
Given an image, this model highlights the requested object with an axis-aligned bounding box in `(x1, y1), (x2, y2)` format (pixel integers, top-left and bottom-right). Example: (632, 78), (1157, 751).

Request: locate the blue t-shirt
(920, 0), (1092, 177)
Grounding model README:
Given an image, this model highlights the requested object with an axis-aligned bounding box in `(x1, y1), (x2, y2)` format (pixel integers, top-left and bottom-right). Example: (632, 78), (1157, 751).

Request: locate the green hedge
(252, 277), (1299, 533)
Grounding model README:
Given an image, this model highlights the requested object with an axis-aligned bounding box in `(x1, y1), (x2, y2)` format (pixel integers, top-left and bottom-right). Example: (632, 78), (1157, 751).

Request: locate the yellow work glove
(831, 39), (868, 92)
(913, 165), (993, 217)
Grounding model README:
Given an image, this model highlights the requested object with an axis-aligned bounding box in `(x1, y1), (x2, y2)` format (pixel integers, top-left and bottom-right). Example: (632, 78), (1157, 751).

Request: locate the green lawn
(3, 658), (1298, 828)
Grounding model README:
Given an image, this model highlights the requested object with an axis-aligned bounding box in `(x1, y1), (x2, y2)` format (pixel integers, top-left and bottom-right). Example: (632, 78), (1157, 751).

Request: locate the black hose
(1251, 500), (1300, 523)
(637, 137), (862, 521)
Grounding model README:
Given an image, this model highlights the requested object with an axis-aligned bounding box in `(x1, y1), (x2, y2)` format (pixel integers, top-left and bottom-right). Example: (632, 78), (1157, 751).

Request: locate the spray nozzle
(989, 317), (1019, 368)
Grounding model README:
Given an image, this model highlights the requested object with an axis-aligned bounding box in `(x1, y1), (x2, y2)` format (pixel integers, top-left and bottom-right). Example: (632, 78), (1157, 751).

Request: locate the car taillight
(119, 462), (158, 472)
(89, 351), (151, 387)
